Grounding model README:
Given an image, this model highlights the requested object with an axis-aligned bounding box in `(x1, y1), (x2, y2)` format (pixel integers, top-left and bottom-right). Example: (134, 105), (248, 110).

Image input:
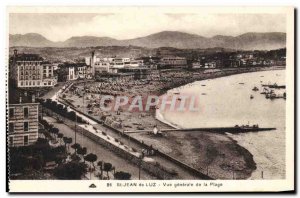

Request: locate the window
(24, 136), (29, 146)
(48, 81), (51, 85)
(24, 122), (29, 131)
(9, 108), (14, 119)
(9, 137), (13, 147)
(9, 122), (14, 133)
(24, 107), (29, 118)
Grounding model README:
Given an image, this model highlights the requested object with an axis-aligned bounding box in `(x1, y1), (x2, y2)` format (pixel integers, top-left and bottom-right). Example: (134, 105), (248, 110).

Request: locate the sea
(160, 69), (286, 179)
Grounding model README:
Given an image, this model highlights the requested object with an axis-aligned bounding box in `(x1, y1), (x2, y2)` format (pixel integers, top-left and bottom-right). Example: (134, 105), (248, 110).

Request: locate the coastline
(65, 66), (284, 179)
(151, 67), (285, 179)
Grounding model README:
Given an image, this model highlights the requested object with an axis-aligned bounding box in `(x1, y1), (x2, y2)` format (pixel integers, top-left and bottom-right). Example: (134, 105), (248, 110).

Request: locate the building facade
(8, 96), (39, 147)
(9, 50), (57, 88)
(160, 57), (187, 67)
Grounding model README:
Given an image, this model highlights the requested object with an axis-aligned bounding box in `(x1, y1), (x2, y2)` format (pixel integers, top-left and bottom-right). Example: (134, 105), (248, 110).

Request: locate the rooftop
(8, 86), (37, 104)
(10, 53), (44, 62)
(61, 62), (88, 68)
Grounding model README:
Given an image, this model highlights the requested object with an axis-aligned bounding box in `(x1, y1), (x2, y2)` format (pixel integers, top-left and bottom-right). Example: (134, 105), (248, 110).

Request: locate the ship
(262, 83), (286, 89)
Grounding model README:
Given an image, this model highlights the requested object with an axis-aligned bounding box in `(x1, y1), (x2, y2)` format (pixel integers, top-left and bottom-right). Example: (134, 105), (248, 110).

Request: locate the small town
(5, 5), (296, 194)
(8, 46), (286, 180)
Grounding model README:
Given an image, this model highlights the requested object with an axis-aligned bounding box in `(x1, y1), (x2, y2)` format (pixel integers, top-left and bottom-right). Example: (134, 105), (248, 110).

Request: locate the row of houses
(8, 50), (57, 147)
(56, 52), (188, 81)
(191, 58), (286, 69)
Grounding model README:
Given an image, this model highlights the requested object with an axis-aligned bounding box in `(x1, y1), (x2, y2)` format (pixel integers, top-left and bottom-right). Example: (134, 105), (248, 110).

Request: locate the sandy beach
(63, 66), (284, 179)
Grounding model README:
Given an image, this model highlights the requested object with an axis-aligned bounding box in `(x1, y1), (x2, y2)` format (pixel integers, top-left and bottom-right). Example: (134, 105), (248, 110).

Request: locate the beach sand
(64, 66), (283, 179)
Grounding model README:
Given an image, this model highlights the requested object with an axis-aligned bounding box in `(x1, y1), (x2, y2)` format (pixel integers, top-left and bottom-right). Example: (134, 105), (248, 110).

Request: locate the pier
(124, 126), (276, 134)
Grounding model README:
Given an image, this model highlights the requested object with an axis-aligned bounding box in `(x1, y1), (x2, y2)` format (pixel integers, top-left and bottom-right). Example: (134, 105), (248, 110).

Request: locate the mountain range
(9, 31), (286, 50)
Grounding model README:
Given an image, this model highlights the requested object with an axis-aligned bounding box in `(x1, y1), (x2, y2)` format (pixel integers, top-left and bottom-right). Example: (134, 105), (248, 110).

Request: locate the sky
(9, 11), (286, 42)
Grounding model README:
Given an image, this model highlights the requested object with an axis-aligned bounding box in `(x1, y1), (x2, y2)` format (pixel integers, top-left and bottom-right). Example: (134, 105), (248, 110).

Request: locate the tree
(68, 111), (77, 121)
(103, 162), (113, 179)
(114, 171), (132, 180)
(84, 153), (97, 169)
(84, 153), (98, 179)
(51, 128), (59, 140)
(63, 137), (73, 152)
(77, 147), (87, 162)
(71, 143), (81, 154)
(53, 162), (87, 180)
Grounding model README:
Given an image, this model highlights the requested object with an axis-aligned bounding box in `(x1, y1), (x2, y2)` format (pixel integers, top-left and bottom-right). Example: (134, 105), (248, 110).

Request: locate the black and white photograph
(6, 6), (295, 193)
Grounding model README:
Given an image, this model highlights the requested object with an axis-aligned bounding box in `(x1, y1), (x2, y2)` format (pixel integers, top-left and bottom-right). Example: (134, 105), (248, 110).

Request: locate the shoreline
(65, 66), (284, 179)
(152, 67), (285, 179)
(155, 66), (285, 128)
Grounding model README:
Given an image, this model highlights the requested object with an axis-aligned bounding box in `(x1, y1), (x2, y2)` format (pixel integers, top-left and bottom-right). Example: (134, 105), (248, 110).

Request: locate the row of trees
(9, 137), (67, 178)
(40, 118), (132, 180)
(38, 98), (86, 124)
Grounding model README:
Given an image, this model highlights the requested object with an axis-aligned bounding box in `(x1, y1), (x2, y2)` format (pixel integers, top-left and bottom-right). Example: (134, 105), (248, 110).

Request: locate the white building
(66, 64), (89, 80)
(10, 51), (57, 88)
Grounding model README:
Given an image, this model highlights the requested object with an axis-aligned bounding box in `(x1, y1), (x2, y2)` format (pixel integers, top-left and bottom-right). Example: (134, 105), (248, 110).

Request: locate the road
(44, 116), (155, 180)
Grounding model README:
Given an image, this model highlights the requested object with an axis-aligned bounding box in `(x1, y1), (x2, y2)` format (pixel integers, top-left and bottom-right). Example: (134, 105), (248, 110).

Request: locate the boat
(252, 86), (259, 91)
(266, 90), (277, 99)
(239, 82), (245, 85)
(201, 84), (206, 86)
(250, 95), (254, 99)
(262, 83), (286, 89)
(260, 87), (270, 94)
(201, 93), (207, 95)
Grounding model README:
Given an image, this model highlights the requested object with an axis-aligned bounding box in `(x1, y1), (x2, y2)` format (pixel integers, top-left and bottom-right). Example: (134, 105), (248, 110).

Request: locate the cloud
(9, 11), (286, 42)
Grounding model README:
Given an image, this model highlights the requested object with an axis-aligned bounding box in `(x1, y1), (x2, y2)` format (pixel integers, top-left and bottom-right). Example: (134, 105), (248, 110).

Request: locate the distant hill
(9, 33), (55, 47)
(9, 31), (286, 50)
(61, 36), (119, 47)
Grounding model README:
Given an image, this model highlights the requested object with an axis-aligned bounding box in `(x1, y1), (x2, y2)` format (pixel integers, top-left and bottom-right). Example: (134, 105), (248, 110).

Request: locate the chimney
(32, 94), (35, 103)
